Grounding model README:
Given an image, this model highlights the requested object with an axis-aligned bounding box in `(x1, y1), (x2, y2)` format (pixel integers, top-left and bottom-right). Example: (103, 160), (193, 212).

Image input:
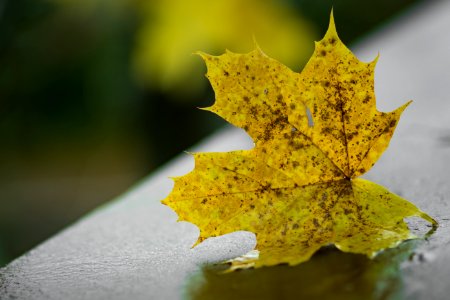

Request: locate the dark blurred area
(0, 0), (422, 266)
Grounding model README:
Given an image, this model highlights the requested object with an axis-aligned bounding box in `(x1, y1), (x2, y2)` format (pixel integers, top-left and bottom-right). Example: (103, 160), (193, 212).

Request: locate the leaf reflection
(188, 241), (420, 300)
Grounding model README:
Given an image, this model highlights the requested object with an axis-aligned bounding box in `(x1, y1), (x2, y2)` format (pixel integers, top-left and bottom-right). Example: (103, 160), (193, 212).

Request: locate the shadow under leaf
(187, 240), (421, 300)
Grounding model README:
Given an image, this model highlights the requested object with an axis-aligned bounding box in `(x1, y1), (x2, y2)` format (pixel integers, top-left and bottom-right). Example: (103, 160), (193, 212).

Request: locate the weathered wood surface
(1, 1), (450, 299)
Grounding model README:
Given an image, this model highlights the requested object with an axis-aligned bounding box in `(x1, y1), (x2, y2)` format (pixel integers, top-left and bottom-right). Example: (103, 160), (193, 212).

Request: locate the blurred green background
(0, 0), (423, 266)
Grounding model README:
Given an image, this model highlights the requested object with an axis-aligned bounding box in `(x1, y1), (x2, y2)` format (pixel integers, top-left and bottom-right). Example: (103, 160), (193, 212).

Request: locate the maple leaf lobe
(291, 14), (411, 178)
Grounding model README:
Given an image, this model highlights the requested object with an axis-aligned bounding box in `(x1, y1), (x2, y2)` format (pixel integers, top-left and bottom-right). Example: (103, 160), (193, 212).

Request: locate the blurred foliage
(133, 0), (316, 97)
(0, 0), (422, 267)
(0, 0), (143, 267)
(0, 0), (138, 148)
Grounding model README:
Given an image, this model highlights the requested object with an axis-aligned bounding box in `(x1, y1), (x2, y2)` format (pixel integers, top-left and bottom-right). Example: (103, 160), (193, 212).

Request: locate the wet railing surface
(2, 1), (450, 299)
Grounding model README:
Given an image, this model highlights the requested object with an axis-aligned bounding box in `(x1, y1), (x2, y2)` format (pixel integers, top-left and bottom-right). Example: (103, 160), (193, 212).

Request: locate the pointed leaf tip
(324, 8), (339, 41)
(194, 50), (206, 56)
(198, 106), (212, 112)
(191, 236), (205, 248)
(195, 51), (214, 62)
(329, 9), (336, 31)
(252, 35), (263, 52)
(396, 100), (413, 114)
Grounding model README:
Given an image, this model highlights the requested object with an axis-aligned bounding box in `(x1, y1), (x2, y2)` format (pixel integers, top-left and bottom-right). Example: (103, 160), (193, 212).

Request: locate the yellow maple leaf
(162, 13), (437, 269)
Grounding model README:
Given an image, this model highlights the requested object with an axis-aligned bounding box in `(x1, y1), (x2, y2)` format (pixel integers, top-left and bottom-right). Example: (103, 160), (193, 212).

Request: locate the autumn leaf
(162, 13), (437, 269)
